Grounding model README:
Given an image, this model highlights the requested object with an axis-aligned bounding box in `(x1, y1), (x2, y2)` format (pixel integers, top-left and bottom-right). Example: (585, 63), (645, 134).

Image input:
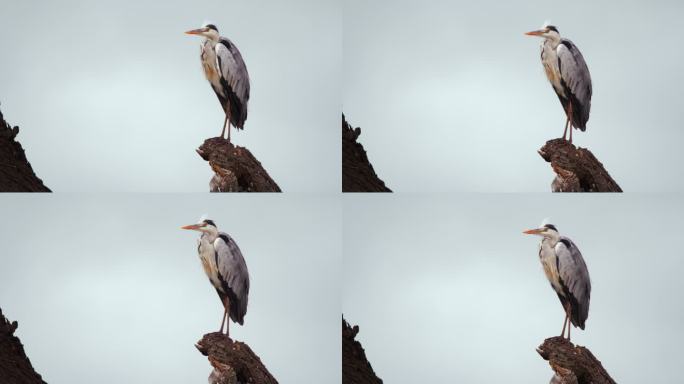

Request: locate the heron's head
(185, 23), (219, 41)
(523, 223), (560, 240)
(525, 24), (561, 42)
(181, 218), (218, 235)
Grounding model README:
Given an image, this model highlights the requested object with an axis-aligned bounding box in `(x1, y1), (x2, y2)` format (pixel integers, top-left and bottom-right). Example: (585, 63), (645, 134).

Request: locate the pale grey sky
(343, 194), (684, 382)
(344, 0), (684, 192)
(0, 194), (341, 383)
(0, 0), (340, 192)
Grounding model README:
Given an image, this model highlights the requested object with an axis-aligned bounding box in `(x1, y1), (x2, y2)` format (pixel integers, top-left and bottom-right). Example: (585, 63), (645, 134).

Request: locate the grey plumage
(213, 37), (250, 129)
(213, 232), (250, 324)
(555, 39), (592, 130)
(553, 237), (591, 329)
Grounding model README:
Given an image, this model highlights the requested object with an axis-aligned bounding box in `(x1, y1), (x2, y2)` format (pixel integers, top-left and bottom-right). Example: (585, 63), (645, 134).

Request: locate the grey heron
(523, 223), (591, 341)
(181, 218), (250, 336)
(185, 24), (250, 143)
(526, 25), (592, 144)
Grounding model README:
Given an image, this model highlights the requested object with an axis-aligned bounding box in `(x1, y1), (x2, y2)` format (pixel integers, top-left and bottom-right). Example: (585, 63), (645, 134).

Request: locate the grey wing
(214, 233), (250, 324)
(215, 38), (250, 109)
(557, 39), (592, 128)
(555, 237), (591, 328)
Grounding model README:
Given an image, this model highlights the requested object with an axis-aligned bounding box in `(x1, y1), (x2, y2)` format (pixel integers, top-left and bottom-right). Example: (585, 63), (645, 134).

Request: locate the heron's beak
(185, 28), (205, 35)
(523, 228), (543, 235)
(525, 30), (544, 36)
(181, 224), (202, 231)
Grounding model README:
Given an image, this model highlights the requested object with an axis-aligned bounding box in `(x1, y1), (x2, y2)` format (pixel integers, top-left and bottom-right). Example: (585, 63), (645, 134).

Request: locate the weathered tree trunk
(0, 108), (51, 192)
(342, 116), (391, 192)
(343, 318), (383, 384)
(537, 336), (616, 384)
(196, 138), (281, 192)
(195, 332), (278, 384)
(0, 308), (47, 384)
(538, 139), (622, 192)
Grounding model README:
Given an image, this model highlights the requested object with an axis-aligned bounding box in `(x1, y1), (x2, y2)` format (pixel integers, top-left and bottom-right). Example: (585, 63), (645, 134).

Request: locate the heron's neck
(203, 36), (219, 45)
(543, 36), (561, 50)
(541, 235), (560, 248)
(201, 231), (218, 244)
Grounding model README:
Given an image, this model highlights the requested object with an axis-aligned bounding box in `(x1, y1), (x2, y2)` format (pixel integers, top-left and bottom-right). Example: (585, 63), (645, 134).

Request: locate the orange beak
(181, 224), (202, 230)
(525, 30), (544, 36)
(185, 28), (205, 35)
(523, 228), (543, 235)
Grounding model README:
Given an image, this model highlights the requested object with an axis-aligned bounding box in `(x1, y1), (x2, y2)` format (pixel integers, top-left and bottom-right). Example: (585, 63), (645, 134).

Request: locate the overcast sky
(0, 0), (340, 192)
(343, 0), (684, 192)
(0, 194), (341, 383)
(343, 194), (684, 383)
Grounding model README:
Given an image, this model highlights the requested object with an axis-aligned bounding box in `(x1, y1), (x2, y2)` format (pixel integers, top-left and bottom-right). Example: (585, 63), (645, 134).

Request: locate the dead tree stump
(196, 138), (281, 192)
(0, 308), (47, 384)
(537, 336), (616, 384)
(195, 332), (278, 384)
(342, 115), (391, 192)
(538, 139), (621, 192)
(342, 318), (383, 384)
(0, 107), (50, 192)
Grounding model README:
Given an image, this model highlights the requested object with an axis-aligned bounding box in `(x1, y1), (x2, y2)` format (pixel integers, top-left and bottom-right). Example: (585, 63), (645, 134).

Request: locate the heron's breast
(198, 243), (220, 285)
(543, 64), (564, 94)
(200, 257), (212, 277)
(539, 249), (562, 292)
(202, 63), (216, 79)
(200, 48), (222, 87)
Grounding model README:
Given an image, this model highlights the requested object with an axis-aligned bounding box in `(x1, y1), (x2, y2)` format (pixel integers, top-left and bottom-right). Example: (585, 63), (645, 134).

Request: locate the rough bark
(537, 336), (616, 384)
(195, 332), (278, 384)
(342, 115), (391, 192)
(196, 138), (281, 192)
(0, 308), (47, 384)
(342, 318), (382, 384)
(0, 107), (51, 192)
(538, 139), (622, 192)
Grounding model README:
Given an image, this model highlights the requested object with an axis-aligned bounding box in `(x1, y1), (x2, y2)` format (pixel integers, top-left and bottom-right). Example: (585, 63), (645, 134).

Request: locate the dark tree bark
(538, 139), (622, 192)
(343, 318), (382, 384)
(0, 308), (47, 384)
(195, 332), (278, 384)
(196, 138), (281, 192)
(537, 337), (616, 384)
(0, 108), (50, 192)
(342, 115), (391, 192)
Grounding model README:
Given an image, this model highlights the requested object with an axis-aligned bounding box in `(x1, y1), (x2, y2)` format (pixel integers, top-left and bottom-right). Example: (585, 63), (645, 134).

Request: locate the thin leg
(220, 115), (228, 139)
(219, 308), (227, 334)
(567, 104), (574, 144)
(562, 117), (570, 141)
(567, 317), (571, 342)
(560, 313), (568, 339)
(222, 295), (231, 337)
(225, 110), (232, 143)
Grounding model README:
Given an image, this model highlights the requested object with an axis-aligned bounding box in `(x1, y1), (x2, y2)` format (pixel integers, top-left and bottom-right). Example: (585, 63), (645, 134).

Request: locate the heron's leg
(219, 308), (227, 334)
(567, 317), (571, 342)
(220, 115), (229, 139)
(560, 312), (568, 339)
(225, 110), (232, 143)
(567, 104), (574, 144)
(222, 295), (231, 337)
(562, 116), (570, 141)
